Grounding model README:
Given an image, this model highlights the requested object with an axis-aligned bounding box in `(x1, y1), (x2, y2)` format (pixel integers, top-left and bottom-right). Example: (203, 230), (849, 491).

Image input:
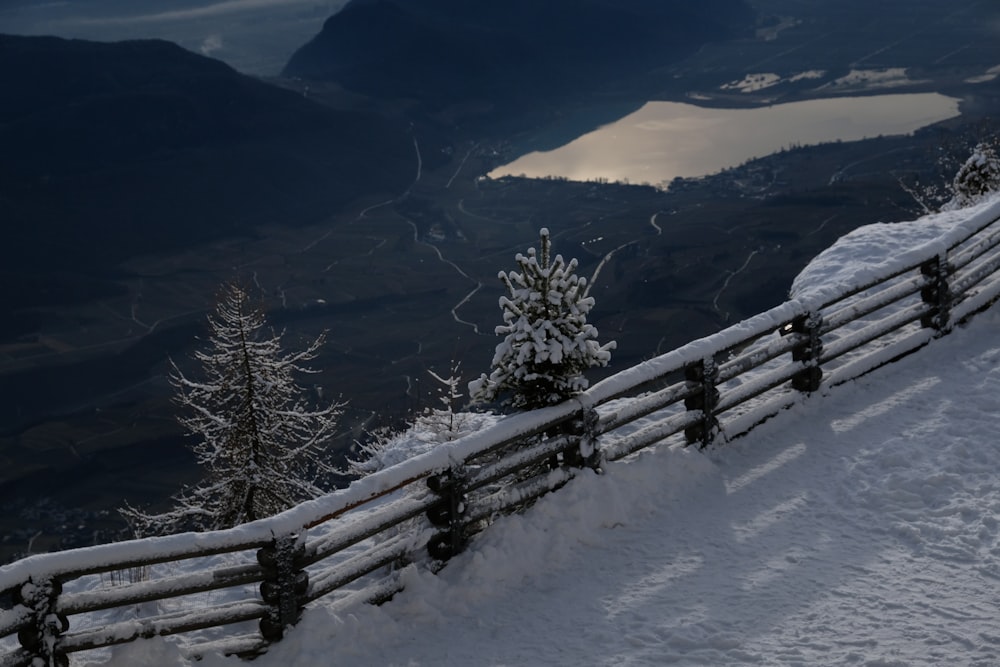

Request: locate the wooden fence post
(684, 357), (720, 448)
(257, 534), (308, 642)
(559, 405), (602, 470)
(426, 468), (467, 562)
(790, 312), (824, 393)
(574, 406), (602, 471)
(16, 576), (69, 667)
(920, 255), (952, 334)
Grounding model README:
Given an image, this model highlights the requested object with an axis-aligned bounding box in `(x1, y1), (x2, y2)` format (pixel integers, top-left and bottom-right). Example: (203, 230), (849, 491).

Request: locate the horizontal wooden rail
(465, 434), (575, 493)
(604, 411), (702, 462)
(59, 600), (268, 653)
(0, 607), (29, 642)
(464, 468), (579, 526)
(821, 302), (929, 365)
(301, 491), (435, 567)
(305, 534), (416, 605)
(58, 563), (264, 615)
(819, 275), (926, 334)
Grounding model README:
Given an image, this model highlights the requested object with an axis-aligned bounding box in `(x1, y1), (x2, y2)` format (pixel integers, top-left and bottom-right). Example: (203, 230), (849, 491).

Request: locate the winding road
(712, 249), (761, 321)
(649, 211), (664, 235)
(446, 143), (478, 189)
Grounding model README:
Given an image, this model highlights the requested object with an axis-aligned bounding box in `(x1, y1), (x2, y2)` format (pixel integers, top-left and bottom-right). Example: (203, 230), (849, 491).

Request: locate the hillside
(283, 0), (756, 106)
(0, 34), (414, 321)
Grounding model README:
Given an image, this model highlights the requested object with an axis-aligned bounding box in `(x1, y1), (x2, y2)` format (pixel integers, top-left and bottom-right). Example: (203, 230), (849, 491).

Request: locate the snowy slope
(86, 198), (1000, 666)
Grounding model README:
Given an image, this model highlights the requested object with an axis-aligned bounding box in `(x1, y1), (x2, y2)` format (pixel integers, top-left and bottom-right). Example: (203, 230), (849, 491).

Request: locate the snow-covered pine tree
(470, 227), (615, 410)
(122, 281), (342, 535)
(951, 142), (1000, 208)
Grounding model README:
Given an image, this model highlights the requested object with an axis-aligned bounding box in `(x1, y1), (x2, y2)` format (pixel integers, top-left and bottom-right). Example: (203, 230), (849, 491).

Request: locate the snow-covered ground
(84, 198), (1000, 666)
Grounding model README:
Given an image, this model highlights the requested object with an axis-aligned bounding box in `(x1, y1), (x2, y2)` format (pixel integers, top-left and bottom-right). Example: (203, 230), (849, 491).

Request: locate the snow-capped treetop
(948, 141), (1000, 209)
(470, 228), (616, 410)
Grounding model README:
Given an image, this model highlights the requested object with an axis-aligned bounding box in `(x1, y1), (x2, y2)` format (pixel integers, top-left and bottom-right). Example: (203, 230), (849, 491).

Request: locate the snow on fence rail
(3, 199), (1000, 666)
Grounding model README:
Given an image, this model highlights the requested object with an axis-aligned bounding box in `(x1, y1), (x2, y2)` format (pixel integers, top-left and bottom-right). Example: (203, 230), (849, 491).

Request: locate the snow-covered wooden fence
(3, 200), (1000, 665)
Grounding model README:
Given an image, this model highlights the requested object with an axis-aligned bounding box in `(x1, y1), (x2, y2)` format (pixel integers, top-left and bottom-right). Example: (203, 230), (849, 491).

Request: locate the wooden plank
(185, 633), (266, 660)
(0, 648), (31, 667)
(302, 491), (437, 567)
(820, 274), (925, 334)
(949, 223), (1000, 273)
(815, 261), (922, 313)
(715, 363), (801, 414)
(945, 210), (1000, 256)
(465, 433), (575, 494)
(464, 468), (578, 526)
(825, 328), (935, 388)
(58, 563), (263, 615)
(603, 411), (701, 462)
(716, 332), (801, 384)
(58, 600), (267, 653)
(324, 575), (405, 616)
(595, 381), (692, 435)
(305, 534), (415, 604)
(719, 390), (800, 442)
(951, 249), (1000, 297)
(821, 303), (928, 365)
(953, 271), (1000, 323)
(0, 604), (29, 639)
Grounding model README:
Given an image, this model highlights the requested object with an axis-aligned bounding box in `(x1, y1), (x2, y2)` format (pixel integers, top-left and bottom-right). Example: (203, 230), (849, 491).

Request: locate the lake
(490, 94), (961, 187)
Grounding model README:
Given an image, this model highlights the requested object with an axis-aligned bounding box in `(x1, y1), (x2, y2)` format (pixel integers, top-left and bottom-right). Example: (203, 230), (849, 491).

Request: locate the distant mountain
(283, 0), (756, 106)
(0, 34), (414, 319)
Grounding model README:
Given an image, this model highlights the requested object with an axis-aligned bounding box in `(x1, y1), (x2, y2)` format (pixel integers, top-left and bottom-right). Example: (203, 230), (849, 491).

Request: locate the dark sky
(0, 0), (348, 74)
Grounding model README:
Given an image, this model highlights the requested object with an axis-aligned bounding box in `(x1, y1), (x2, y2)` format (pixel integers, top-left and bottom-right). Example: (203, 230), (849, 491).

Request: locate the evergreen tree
(951, 142), (1000, 208)
(122, 282), (342, 535)
(470, 228), (615, 410)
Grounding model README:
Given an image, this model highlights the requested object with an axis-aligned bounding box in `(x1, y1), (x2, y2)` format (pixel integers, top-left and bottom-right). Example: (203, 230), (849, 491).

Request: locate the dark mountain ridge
(284, 0), (756, 105)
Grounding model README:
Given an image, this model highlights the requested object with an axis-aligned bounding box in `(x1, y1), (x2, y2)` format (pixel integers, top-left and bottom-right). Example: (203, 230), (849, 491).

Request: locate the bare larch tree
(122, 281), (342, 535)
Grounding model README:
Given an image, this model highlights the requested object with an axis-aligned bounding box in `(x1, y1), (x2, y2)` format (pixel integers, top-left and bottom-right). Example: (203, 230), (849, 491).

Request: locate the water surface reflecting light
(491, 94), (960, 187)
